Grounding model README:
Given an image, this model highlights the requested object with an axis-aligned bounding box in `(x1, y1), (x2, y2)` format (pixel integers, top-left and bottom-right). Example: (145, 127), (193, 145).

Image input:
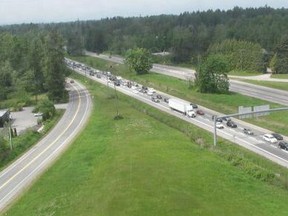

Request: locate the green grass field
(3, 72), (288, 216)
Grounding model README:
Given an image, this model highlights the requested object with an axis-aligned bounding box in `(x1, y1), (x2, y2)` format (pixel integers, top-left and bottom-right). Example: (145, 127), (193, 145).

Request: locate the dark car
(163, 97), (169, 103)
(196, 110), (204, 115)
(156, 94), (162, 99)
(190, 103), (198, 109)
(221, 117), (231, 122)
(272, 133), (283, 140)
(212, 116), (223, 122)
(151, 96), (160, 103)
(278, 141), (288, 151)
(226, 120), (237, 128)
(243, 128), (254, 135)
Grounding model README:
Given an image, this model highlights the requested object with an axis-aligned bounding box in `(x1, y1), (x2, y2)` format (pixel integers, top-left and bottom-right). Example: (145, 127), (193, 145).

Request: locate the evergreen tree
(274, 37), (288, 74)
(44, 29), (67, 102)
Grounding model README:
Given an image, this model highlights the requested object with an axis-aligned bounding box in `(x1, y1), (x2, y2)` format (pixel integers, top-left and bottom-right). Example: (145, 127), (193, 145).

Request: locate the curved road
(86, 51), (288, 106)
(0, 81), (92, 212)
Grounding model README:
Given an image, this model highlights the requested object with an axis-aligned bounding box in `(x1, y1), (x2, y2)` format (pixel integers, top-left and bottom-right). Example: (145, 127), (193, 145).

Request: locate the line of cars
(262, 133), (288, 151)
(66, 58), (288, 152)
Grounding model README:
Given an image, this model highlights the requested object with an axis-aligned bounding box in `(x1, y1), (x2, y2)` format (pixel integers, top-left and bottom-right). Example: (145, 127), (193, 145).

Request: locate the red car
(196, 110), (204, 115)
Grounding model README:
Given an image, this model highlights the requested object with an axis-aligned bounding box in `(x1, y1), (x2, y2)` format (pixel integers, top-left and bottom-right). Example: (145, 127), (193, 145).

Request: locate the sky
(0, 0), (288, 25)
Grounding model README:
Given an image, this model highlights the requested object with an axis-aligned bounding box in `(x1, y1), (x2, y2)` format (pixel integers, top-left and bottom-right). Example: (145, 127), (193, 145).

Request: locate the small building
(0, 109), (10, 127)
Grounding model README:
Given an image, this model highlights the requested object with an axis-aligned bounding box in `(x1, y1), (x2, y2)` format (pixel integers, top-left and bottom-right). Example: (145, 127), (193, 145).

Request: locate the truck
(168, 98), (196, 118)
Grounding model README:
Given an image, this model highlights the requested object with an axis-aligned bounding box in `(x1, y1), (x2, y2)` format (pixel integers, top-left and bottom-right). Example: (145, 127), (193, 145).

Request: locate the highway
(85, 51), (288, 106)
(0, 81), (92, 212)
(66, 58), (288, 168)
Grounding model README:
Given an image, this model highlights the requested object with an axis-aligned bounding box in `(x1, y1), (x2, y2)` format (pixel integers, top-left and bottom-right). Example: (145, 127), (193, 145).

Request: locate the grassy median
(3, 72), (288, 216)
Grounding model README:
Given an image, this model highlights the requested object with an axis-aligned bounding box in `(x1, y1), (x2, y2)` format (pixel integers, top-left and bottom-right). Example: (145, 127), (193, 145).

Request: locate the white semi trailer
(168, 98), (196, 118)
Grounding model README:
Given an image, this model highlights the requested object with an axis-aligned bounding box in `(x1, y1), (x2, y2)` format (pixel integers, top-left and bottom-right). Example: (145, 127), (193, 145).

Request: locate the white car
(216, 122), (224, 129)
(262, 134), (278, 143)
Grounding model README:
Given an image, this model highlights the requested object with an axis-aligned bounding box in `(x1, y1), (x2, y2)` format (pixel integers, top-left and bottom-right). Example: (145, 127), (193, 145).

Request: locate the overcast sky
(0, 0), (288, 25)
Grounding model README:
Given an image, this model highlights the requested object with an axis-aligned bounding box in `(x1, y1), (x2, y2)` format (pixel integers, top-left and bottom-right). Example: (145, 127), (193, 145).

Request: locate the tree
(34, 99), (56, 121)
(208, 39), (265, 72)
(124, 48), (153, 74)
(66, 30), (84, 56)
(43, 29), (67, 102)
(274, 37), (288, 74)
(195, 54), (230, 93)
(0, 61), (14, 100)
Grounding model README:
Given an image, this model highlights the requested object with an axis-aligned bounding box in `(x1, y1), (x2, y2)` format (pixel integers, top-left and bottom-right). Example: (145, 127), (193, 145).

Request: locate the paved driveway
(10, 104), (68, 135)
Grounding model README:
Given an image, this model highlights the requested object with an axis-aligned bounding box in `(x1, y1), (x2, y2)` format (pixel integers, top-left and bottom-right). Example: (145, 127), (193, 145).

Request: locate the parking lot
(0, 104), (68, 136)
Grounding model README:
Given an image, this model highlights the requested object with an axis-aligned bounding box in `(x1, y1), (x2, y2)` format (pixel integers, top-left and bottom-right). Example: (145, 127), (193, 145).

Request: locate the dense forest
(54, 6), (288, 71)
(1, 6), (288, 77)
(0, 29), (68, 106)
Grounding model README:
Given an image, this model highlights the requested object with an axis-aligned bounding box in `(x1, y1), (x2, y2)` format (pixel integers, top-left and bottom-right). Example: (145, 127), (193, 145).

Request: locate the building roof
(0, 109), (9, 117)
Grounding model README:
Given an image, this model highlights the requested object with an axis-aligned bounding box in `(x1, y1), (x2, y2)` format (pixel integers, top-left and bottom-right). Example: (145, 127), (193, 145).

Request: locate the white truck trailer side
(168, 98), (196, 118)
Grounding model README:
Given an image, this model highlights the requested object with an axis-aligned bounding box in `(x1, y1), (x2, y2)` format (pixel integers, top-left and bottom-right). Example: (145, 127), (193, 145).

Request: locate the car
(34, 113), (43, 117)
(114, 80), (121, 86)
(271, 133), (283, 140)
(212, 115), (222, 122)
(221, 117), (231, 122)
(147, 88), (155, 96)
(156, 94), (162, 99)
(151, 96), (160, 103)
(190, 103), (198, 109)
(243, 128), (254, 135)
(70, 79), (74, 83)
(278, 141), (288, 151)
(262, 134), (278, 143)
(163, 97), (169, 103)
(226, 120), (237, 128)
(216, 122), (224, 129)
(196, 109), (204, 115)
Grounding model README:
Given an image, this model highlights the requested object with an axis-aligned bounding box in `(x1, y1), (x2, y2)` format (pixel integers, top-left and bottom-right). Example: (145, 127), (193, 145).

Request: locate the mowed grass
(3, 74), (288, 216)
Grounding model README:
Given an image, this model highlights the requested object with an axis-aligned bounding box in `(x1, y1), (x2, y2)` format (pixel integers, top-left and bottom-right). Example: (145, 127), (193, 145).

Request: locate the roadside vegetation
(4, 72), (288, 216)
(70, 55), (288, 136)
(0, 109), (64, 170)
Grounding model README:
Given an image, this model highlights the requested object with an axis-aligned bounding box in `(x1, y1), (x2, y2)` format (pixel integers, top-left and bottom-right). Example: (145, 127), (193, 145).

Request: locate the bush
(34, 99), (56, 121)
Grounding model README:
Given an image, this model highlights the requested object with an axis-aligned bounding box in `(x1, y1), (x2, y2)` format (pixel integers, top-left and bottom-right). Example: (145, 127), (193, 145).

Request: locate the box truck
(168, 98), (196, 118)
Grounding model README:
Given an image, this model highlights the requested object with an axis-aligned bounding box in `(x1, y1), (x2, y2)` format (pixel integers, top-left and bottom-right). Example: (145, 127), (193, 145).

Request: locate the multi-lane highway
(0, 81), (92, 212)
(85, 51), (288, 106)
(66, 58), (288, 168)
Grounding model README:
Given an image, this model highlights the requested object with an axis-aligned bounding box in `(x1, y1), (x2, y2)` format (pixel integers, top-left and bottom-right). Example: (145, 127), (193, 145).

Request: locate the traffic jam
(65, 58), (288, 153)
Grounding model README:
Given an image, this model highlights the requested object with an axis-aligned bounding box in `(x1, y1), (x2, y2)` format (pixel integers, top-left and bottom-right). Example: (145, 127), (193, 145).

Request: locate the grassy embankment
(4, 71), (288, 216)
(70, 56), (288, 136)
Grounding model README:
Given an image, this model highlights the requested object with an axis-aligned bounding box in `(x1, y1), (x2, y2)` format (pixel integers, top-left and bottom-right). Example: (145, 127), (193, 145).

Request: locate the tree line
(0, 29), (68, 105)
(1, 6), (288, 77)
(54, 6), (288, 72)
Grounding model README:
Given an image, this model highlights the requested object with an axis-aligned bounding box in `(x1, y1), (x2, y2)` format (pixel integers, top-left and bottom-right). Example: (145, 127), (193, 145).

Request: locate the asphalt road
(0, 81), (92, 212)
(67, 59), (288, 168)
(85, 51), (288, 106)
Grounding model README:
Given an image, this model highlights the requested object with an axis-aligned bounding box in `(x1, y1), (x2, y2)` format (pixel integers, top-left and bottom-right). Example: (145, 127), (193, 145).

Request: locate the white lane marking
(0, 83), (84, 193)
(0, 82), (92, 209)
(72, 64), (288, 166)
